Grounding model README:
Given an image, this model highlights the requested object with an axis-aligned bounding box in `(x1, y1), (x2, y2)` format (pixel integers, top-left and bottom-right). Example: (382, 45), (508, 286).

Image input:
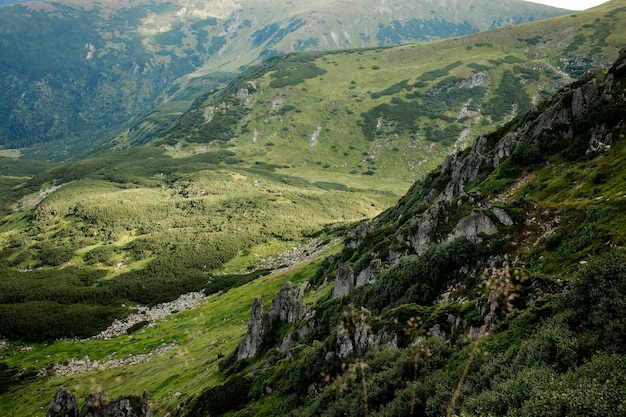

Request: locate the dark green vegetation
(0, 145), (394, 342)
(0, 0), (568, 159)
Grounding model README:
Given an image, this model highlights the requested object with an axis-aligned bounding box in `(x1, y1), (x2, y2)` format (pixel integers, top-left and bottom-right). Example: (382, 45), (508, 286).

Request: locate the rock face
(238, 282), (306, 359)
(356, 259), (382, 288)
(405, 202), (446, 255)
(47, 388), (151, 417)
(332, 264), (355, 298)
(445, 211), (499, 245)
(336, 309), (398, 357)
(47, 387), (78, 417)
(237, 296), (265, 360)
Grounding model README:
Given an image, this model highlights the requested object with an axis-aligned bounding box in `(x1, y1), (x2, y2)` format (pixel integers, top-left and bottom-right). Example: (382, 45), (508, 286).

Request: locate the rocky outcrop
(405, 202), (446, 255)
(356, 259), (382, 287)
(237, 296), (264, 360)
(441, 135), (490, 201)
(264, 281), (306, 327)
(490, 206), (514, 226)
(47, 388), (151, 417)
(336, 309), (398, 357)
(332, 264), (355, 298)
(445, 211), (499, 245)
(238, 282), (306, 359)
(47, 387), (78, 417)
(345, 221), (375, 250)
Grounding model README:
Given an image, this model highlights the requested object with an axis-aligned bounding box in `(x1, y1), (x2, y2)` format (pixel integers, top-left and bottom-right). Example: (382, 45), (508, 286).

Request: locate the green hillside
(0, 0), (568, 159)
(0, 2), (626, 416)
(112, 1), (626, 189)
(1, 34), (625, 417)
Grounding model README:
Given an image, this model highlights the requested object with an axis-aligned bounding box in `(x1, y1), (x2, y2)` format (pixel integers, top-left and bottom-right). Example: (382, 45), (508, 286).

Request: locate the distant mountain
(0, 0), (569, 159)
(103, 1), (625, 190)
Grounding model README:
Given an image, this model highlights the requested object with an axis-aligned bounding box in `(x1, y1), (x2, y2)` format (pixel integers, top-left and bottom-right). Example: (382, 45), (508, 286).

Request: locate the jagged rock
(441, 134), (489, 200)
(492, 132), (518, 168)
(238, 282), (306, 359)
(47, 387), (78, 417)
(405, 202), (446, 255)
(368, 327), (399, 351)
(265, 281), (305, 326)
(237, 296), (264, 360)
(332, 264), (355, 298)
(336, 310), (398, 357)
(48, 389), (150, 417)
(490, 206), (514, 226)
(280, 320), (314, 352)
(235, 88), (250, 99)
(346, 220), (374, 250)
(356, 259), (382, 287)
(587, 123), (614, 153)
(79, 391), (151, 417)
(445, 211), (498, 245)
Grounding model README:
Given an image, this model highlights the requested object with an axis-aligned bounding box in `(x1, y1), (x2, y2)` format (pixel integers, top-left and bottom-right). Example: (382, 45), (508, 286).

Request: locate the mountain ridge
(0, 0), (569, 159)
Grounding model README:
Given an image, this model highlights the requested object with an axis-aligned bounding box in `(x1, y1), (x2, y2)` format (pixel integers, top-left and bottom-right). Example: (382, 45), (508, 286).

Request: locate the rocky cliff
(46, 387), (151, 417)
(237, 281), (306, 359)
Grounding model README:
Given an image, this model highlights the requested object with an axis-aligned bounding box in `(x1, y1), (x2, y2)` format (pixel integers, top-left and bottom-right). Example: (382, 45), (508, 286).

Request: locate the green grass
(0, 254), (328, 416)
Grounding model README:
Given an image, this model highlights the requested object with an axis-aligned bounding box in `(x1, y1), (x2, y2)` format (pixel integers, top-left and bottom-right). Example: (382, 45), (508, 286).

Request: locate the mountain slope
(0, 0), (568, 159)
(111, 1), (626, 191)
(1, 39), (625, 417)
(183, 45), (626, 417)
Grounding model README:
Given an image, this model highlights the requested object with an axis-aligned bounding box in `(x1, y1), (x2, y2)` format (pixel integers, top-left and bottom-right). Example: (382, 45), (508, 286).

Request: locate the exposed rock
(490, 206), (514, 226)
(441, 134), (489, 200)
(237, 296), (264, 360)
(80, 391), (151, 417)
(405, 202), (446, 255)
(280, 320), (314, 352)
(310, 124), (322, 146)
(492, 132), (518, 168)
(47, 389), (150, 417)
(332, 264), (355, 298)
(346, 220), (375, 250)
(235, 88), (250, 100)
(445, 211), (498, 245)
(336, 309), (398, 357)
(368, 327), (399, 351)
(47, 387), (78, 417)
(238, 282), (306, 359)
(93, 292), (206, 340)
(356, 259), (382, 288)
(265, 281), (305, 326)
(52, 344), (179, 377)
(587, 123), (614, 153)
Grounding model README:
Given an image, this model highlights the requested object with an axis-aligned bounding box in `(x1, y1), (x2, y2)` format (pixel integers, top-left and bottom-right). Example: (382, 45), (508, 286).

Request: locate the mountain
(105, 1), (626, 189)
(1, 3), (625, 348)
(2, 40), (625, 417)
(1, 16), (626, 417)
(0, 0), (569, 160)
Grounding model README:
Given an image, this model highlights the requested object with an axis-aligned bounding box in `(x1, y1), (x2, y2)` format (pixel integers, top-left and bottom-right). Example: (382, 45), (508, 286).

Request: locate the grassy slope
(0, 2), (625, 415)
(0, 0), (566, 159)
(126, 1), (625, 193)
(0, 251), (334, 416)
(2, 47), (624, 416)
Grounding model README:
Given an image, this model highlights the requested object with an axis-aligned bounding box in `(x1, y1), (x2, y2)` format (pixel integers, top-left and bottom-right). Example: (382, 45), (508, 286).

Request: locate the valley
(0, 1), (625, 416)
